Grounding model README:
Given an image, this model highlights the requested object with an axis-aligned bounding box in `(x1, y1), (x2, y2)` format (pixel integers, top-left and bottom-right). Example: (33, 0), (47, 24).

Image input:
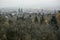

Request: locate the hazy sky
(0, 0), (60, 9)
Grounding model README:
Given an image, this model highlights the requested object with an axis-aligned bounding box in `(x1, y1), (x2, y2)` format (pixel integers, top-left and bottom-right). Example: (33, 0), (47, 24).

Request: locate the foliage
(0, 14), (60, 40)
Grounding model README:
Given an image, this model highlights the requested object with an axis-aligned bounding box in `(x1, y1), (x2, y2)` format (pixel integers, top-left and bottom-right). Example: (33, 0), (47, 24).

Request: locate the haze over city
(0, 0), (60, 9)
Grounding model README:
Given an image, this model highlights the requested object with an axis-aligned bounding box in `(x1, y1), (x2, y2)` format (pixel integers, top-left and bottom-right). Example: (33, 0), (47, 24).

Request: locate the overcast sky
(0, 0), (60, 9)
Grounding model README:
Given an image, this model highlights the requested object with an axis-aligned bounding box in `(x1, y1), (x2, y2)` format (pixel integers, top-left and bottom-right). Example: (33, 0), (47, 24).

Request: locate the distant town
(0, 8), (60, 21)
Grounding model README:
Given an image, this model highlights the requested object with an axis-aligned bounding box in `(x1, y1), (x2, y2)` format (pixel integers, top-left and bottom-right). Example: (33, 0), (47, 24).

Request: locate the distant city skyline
(0, 0), (60, 9)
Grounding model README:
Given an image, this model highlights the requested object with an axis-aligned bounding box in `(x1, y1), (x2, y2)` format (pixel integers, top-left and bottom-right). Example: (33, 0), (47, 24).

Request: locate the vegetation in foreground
(0, 13), (60, 40)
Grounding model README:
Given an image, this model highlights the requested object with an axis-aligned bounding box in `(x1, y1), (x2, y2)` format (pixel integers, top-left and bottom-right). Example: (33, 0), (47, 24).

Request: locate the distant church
(17, 8), (23, 17)
(18, 8), (23, 14)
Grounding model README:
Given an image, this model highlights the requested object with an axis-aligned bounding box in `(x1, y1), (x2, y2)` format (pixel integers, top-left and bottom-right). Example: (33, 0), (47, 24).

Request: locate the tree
(51, 15), (59, 30)
(40, 15), (44, 24)
(34, 16), (38, 23)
